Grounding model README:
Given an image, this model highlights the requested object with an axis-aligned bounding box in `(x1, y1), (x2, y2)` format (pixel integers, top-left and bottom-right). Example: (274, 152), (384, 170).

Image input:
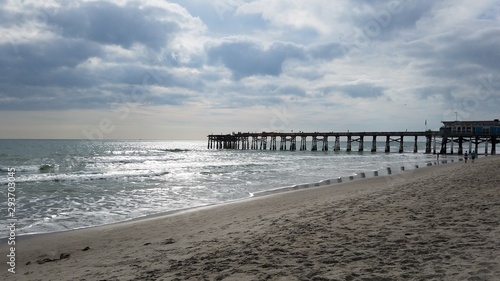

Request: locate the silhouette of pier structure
(208, 119), (500, 155)
(208, 131), (438, 154)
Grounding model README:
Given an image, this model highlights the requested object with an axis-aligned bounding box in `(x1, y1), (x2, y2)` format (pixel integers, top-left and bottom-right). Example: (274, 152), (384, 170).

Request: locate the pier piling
(300, 136), (307, 151)
(334, 136), (340, 151)
(371, 136), (377, 152)
(322, 136), (328, 151)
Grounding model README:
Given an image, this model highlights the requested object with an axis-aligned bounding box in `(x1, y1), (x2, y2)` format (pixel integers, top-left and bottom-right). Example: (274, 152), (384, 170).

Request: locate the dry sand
(1, 156), (499, 281)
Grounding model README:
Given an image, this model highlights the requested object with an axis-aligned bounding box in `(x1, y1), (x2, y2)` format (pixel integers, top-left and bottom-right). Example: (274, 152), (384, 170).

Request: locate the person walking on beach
(464, 151), (468, 163)
(471, 150), (476, 163)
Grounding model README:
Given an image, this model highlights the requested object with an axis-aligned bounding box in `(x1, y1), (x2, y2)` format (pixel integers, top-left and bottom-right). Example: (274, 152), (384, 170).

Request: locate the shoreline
(2, 154), (459, 239)
(2, 156), (498, 280)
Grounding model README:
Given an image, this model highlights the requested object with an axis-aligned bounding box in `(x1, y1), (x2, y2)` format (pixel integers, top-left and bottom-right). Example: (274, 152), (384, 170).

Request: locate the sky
(1, 0), (499, 140)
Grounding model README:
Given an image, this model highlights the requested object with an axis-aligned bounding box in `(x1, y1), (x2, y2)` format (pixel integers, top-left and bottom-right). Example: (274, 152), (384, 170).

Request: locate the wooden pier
(208, 120), (500, 155)
(207, 131), (439, 154)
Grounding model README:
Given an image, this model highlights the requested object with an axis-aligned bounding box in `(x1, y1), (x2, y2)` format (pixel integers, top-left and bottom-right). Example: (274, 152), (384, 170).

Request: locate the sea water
(0, 139), (452, 237)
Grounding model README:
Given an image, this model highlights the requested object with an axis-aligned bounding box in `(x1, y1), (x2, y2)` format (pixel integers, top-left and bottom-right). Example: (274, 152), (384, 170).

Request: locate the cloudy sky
(1, 0), (499, 139)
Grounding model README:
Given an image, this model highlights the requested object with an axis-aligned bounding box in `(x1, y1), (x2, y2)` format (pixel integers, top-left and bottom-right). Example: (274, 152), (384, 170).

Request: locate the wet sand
(2, 156), (499, 280)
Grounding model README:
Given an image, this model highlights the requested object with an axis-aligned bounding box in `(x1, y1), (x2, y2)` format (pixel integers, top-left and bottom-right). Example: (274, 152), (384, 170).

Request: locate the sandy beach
(2, 156), (499, 281)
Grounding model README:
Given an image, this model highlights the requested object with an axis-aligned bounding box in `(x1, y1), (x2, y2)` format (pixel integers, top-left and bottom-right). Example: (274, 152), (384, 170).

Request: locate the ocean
(0, 139), (454, 238)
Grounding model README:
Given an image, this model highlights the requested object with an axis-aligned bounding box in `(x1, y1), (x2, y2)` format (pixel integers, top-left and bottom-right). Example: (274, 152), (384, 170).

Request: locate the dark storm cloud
(0, 40), (101, 87)
(0, 39), (175, 105)
(51, 2), (179, 50)
(207, 40), (305, 79)
(0, 1), (202, 111)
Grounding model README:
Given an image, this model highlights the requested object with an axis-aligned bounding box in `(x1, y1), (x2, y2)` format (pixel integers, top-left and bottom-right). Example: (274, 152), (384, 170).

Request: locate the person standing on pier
(471, 150), (476, 163)
(464, 151), (468, 163)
